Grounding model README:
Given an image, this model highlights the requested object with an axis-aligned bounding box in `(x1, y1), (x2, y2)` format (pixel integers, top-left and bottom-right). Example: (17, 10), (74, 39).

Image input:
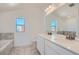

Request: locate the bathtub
(0, 40), (14, 55)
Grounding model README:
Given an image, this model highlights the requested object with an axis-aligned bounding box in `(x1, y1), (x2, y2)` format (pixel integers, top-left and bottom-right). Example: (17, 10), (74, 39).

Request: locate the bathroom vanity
(36, 33), (79, 55)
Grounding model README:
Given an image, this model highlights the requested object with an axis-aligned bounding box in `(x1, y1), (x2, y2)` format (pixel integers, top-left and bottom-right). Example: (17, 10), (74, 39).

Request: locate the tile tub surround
(0, 33), (14, 55)
(0, 40), (14, 55)
(0, 33), (14, 40)
(39, 33), (79, 54)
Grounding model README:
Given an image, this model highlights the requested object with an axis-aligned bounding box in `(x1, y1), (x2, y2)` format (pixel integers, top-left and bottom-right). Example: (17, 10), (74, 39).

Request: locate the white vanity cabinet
(37, 34), (75, 55)
(37, 36), (45, 55)
(45, 40), (74, 55)
(45, 40), (59, 55)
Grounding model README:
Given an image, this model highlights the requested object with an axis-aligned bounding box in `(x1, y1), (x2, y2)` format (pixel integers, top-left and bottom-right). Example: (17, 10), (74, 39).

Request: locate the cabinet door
(45, 40), (74, 55)
(45, 40), (59, 55)
(52, 44), (74, 55)
(45, 46), (58, 55)
(37, 36), (45, 55)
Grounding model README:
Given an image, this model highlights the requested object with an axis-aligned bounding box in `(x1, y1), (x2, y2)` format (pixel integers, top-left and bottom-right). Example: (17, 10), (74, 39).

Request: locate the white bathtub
(0, 40), (14, 55)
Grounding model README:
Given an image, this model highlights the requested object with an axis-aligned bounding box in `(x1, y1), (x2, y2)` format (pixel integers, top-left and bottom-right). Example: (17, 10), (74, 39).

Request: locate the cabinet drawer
(45, 40), (74, 55)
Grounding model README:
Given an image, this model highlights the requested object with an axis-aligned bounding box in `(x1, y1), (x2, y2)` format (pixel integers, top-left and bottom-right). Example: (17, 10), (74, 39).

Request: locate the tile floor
(11, 43), (40, 55)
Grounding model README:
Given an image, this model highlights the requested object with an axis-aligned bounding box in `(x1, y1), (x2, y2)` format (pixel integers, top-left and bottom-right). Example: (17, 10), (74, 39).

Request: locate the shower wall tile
(0, 33), (14, 40)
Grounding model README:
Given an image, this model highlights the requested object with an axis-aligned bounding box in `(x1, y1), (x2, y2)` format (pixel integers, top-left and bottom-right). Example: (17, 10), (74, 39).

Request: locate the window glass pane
(50, 20), (57, 32)
(51, 20), (57, 27)
(16, 25), (24, 32)
(16, 18), (24, 25)
(16, 17), (25, 32)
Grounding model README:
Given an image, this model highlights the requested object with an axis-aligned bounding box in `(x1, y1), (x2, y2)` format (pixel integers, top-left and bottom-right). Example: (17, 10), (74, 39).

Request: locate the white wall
(0, 6), (45, 47)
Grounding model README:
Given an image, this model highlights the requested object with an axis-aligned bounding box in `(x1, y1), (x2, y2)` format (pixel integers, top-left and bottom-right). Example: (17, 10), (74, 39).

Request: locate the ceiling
(0, 3), (79, 18)
(52, 3), (79, 19)
(0, 3), (50, 12)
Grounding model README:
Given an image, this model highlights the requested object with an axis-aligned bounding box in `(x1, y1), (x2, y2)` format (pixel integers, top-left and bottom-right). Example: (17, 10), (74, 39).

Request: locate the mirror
(45, 3), (79, 37)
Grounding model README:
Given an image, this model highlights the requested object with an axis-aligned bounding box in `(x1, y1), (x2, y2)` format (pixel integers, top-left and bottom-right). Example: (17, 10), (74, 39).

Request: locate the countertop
(39, 33), (79, 54)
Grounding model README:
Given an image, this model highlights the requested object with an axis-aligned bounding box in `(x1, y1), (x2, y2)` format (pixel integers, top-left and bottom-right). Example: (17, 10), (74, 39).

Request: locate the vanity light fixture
(45, 3), (66, 15)
(45, 4), (56, 15)
(8, 3), (18, 7)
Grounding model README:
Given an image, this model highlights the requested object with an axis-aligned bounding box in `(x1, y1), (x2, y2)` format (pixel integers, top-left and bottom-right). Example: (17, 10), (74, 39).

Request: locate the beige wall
(0, 6), (45, 47)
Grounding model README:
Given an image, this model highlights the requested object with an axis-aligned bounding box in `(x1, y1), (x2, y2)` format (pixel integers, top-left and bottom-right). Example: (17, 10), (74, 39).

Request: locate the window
(50, 20), (57, 32)
(16, 17), (25, 32)
(51, 20), (56, 27)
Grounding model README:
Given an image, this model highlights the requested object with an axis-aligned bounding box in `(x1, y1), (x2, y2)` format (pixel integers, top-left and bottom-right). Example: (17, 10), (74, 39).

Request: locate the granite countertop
(39, 33), (79, 54)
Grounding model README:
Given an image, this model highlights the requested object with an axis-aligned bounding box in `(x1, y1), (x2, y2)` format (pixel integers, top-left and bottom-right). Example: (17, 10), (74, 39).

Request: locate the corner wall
(0, 7), (45, 47)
